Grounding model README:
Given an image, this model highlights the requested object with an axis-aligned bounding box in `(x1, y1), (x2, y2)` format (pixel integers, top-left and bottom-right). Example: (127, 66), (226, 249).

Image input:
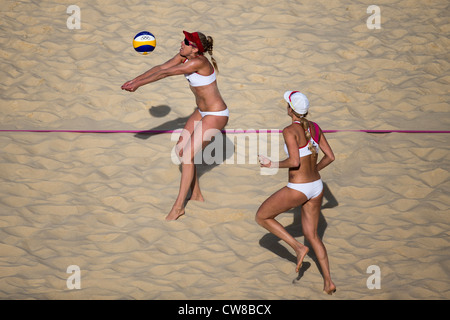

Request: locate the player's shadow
(258, 183), (338, 282)
(134, 105), (190, 137)
(134, 105), (235, 201)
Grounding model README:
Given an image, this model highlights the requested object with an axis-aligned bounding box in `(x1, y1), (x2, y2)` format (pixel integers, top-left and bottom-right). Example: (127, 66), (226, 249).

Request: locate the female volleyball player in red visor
(122, 31), (228, 220)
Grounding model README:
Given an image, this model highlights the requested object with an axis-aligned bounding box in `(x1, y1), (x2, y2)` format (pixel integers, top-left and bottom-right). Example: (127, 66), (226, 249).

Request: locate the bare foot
(323, 282), (337, 295)
(165, 206), (185, 221)
(295, 246), (309, 273)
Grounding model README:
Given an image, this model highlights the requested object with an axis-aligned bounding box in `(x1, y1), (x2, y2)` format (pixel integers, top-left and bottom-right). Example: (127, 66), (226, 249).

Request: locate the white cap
(284, 91), (310, 115)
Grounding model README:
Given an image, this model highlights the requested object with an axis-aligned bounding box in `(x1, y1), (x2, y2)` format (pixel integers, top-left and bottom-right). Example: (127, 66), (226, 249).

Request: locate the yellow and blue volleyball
(133, 31), (156, 55)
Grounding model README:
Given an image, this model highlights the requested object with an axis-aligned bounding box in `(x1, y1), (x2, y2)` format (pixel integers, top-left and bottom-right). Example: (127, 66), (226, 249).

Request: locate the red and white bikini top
(183, 59), (216, 87)
(284, 121), (320, 158)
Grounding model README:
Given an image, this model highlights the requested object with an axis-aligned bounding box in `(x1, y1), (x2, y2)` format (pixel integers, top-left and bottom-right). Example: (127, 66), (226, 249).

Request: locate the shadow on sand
(134, 105), (235, 200)
(133, 105), (191, 138)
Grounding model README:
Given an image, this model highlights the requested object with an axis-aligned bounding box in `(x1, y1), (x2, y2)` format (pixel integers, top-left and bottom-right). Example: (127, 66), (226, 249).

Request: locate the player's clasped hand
(258, 155), (271, 168)
(121, 80), (140, 92)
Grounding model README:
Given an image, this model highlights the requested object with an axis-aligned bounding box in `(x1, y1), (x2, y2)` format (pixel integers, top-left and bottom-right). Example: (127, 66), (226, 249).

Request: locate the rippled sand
(0, 0), (448, 299)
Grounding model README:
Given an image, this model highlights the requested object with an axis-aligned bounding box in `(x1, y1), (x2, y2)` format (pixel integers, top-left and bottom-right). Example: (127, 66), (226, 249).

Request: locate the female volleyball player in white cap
(122, 31), (228, 220)
(256, 91), (336, 295)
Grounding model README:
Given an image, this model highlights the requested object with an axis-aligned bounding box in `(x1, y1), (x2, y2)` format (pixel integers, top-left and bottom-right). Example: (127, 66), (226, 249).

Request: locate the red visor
(183, 30), (205, 53)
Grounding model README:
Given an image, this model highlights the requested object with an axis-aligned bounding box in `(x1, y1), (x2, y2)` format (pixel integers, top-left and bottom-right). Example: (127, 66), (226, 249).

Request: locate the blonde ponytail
(292, 113), (317, 157)
(301, 118), (317, 156)
(198, 32), (219, 73)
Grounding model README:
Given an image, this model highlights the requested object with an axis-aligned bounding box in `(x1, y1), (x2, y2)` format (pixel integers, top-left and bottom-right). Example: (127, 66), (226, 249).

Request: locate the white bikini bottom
(287, 179), (323, 200)
(199, 108), (229, 118)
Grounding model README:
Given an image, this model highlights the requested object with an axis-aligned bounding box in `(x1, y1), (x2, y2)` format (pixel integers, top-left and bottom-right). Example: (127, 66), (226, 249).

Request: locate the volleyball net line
(0, 129), (449, 134)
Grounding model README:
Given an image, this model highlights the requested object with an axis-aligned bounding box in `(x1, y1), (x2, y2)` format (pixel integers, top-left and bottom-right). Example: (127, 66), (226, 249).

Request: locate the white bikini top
(284, 121), (320, 158)
(184, 59), (216, 87)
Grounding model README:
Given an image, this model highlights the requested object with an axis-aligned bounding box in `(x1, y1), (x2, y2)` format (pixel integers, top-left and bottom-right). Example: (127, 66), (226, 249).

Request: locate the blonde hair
(291, 109), (317, 157)
(198, 32), (219, 73)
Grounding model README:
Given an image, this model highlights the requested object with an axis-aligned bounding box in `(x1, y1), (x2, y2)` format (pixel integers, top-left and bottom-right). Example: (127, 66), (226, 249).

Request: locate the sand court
(0, 0), (449, 299)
